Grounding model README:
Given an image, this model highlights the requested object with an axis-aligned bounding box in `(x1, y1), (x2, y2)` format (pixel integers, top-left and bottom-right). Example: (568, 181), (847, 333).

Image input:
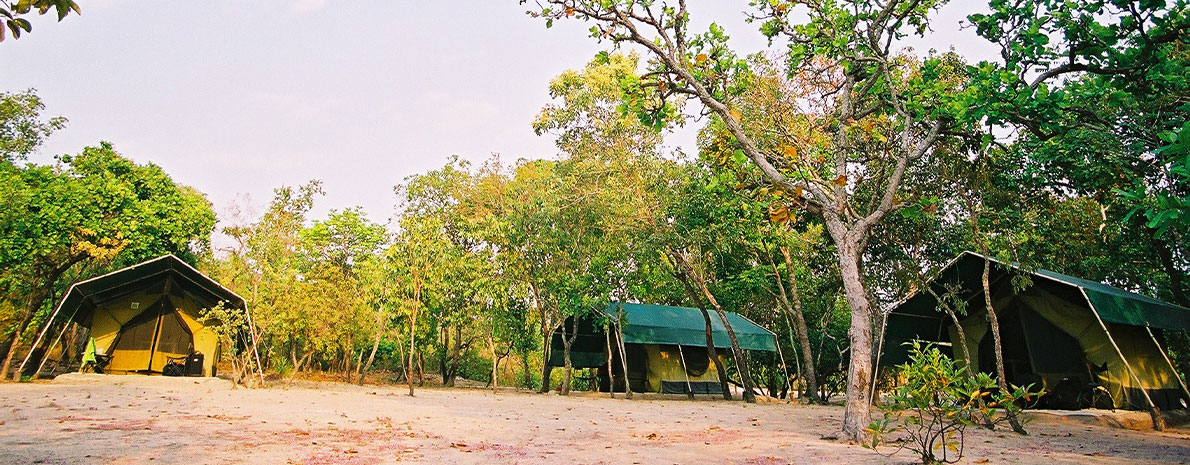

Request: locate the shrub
(865, 341), (1042, 464)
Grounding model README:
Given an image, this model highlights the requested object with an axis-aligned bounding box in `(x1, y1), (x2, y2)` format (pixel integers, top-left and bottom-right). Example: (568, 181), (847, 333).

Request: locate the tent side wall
(1019, 287), (1182, 409)
(92, 292), (158, 373)
(641, 344), (725, 394)
(88, 291), (220, 376)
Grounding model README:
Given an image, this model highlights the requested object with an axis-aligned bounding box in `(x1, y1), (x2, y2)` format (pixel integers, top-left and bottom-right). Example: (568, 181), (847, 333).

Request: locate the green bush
(865, 341), (1042, 464)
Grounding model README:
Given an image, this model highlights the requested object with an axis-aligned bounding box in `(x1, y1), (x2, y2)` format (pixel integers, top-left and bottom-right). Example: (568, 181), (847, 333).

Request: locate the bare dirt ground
(1, 374), (1188, 465)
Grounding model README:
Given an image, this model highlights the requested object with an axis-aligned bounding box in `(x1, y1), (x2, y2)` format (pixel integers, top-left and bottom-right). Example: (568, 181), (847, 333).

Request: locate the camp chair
(82, 352), (111, 374)
(162, 355), (188, 377)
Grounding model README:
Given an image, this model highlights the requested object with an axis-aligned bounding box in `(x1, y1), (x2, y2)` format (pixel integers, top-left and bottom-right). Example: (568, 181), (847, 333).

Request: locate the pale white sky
(0, 1), (996, 232)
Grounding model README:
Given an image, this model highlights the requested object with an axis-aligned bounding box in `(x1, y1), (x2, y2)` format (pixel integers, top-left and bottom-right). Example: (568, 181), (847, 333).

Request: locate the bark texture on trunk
(834, 235), (873, 442)
(981, 255), (1027, 434)
(674, 268), (731, 400)
(777, 247), (820, 403)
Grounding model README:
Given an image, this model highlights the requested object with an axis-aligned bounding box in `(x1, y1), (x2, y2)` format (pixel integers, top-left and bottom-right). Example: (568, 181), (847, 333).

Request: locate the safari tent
(549, 302), (777, 394)
(882, 252), (1190, 411)
(18, 255), (253, 378)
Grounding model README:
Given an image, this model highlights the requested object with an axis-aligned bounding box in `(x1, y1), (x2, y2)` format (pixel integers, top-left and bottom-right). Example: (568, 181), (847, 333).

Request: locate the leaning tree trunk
(779, 247), (821, 404)
(981, 254), (1028, 434)
(671, 259), (731, 400)
(358, 305), (386, 386)
(689, 276), (757, 404)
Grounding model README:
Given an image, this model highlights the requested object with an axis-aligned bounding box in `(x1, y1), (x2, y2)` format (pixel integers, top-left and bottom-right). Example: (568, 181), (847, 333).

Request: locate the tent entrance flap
(107, 298), (194, 373)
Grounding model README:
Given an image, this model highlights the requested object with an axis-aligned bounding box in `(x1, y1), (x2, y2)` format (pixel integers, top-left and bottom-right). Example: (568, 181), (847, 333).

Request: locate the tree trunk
(670, 254), (731, 400)
(604, 327), (615, 398)
(560, 318), (577, 395)
(287, 348), (315, 388)
(358, 306), (386, 386)
(1150, 232), (1190, 308)
(778, 247), (821, 403)
(536, 289), (553, 394)
(407, 294), (419, 397)
(441, 326), (453, 387)
(521, 350), (532, 389)
(449, 324), (463, 386)
(615, 316), (632, 399)
(834, 236), (874, 443)
(981, 254), (1027, 434)
(3, 285), (52, 380)
(488, 336), (498, 390)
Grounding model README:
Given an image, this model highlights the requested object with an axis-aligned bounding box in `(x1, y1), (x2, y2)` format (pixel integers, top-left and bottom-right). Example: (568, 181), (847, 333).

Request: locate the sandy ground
(1, 375), (1188, 465)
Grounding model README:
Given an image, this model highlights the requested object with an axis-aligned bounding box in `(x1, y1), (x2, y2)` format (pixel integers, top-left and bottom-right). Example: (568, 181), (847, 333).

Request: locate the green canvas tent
(18, 255), (260, 378)
(882, 252), (1190, 411)
(549, 302), (777, 394)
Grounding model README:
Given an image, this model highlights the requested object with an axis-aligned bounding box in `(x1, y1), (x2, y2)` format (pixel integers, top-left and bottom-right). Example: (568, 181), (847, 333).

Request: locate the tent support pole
(774, 340), (793, 403)
(1083, 289), (1165, 430)
(1145, 324), (1190, 408)
(869, 310), (889, 407)
(14, 288), (78, 380)
(676, 345), (694, 400)
(33, 312), (81, 378)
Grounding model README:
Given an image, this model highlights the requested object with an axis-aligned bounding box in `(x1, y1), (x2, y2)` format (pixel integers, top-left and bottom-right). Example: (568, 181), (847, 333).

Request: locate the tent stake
(1083, 288), (1165, 430)
(1145, 324), (1190, 408)
(676, 345), (694, 400)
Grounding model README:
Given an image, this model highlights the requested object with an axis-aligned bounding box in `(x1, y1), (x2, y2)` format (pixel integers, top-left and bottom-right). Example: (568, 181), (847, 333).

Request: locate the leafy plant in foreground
(865, 341), (1042, 464)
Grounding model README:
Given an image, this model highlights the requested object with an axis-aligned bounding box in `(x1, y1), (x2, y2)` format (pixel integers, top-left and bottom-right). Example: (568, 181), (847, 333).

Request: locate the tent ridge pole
(1082, 288), (1165, 430)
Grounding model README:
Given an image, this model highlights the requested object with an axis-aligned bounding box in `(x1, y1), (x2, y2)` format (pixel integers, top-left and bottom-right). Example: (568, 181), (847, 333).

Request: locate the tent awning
(601, 302), (777, 352)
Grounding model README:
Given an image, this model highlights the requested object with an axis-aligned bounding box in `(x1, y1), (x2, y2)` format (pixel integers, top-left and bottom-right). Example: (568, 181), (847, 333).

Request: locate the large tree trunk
(449, 324), (463, 386)
(778, 247), (821, 404)
(834, 236), (874, 443)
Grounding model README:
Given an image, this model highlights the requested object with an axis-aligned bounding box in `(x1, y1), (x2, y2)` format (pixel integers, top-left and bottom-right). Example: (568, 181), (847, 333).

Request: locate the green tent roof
(890, 252), (1190, 331)
(50, 254), (246, 326)
(602, 302), (777, 352)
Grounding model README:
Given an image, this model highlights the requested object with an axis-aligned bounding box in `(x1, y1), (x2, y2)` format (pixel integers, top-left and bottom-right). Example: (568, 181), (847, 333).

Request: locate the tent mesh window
(681, 346), (710, 377)
(114, 316), (156, 352)
(155, 312), (193, 355)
